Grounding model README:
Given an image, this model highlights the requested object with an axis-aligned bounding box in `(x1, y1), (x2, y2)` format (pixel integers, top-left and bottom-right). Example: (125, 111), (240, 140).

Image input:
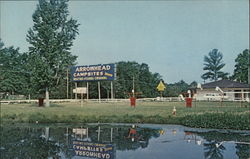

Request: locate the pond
(1, 123), (250, 159)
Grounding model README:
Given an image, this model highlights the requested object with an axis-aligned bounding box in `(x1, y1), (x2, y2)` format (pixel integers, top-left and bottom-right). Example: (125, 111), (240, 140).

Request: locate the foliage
(88, 61), (163, 99)
(0, 40), (30, 96)
(115, 61), (161, 98)
(201, 49), (229, 82)
(231, 49), (250, 83)
(189, 81), (198, 88)
(164, 80), (195, 97)
(26, 0), (79, 96)
(181, 112), (250, 130)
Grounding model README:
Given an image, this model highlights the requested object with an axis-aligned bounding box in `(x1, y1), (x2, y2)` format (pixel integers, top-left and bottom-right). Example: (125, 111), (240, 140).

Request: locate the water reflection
(195, 131), (250, 159)
(0, 124), (249, 159)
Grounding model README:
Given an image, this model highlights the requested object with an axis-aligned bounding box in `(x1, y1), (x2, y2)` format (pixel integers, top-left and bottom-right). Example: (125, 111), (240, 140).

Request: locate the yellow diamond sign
(157, 81), (166, 92)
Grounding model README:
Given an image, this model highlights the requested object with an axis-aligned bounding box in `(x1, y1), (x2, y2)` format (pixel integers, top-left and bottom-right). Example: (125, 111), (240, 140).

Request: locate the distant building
(195, 80), (250, 101)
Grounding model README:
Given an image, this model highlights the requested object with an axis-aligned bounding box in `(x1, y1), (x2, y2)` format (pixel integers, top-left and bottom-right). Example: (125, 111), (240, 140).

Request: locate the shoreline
(1, 112), (250, 131)
(1, 102), (249, 130)
(2, 122), (250, 133)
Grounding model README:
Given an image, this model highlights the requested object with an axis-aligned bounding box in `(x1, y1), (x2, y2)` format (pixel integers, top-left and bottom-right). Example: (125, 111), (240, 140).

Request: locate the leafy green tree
(201, 49), (229, 82)
(189, 81), (197, 88)
(114, 61), (162, 98)
(82, 61), (162, 99)
(26, 0), (79, 106)
(164, 80), (189, 97)
(231, 49), (249, 83)
(0, 40), (30, 96)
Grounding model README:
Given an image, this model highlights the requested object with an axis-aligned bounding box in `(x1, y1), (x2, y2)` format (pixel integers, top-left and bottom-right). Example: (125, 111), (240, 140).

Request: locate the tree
(189, 81), (197, 88)
(231, 49), (249, 83)
(26, 0), (79, 106)
(165, 80), (189, 97)
(201, 49), (229, 82)
(112, 61), (162, 98)
(0, 39), (30, 96)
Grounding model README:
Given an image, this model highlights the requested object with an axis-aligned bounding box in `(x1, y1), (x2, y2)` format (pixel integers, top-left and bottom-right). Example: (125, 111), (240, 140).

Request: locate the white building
(196, 80), (250, 101)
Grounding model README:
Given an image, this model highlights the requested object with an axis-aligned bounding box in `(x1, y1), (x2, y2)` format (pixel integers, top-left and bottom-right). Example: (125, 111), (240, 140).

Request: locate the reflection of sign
(159, 130), (165, 135)
(73, 141), (114, 159)
(73, 128), (87, 135)
(71, 64), (116, 81)
(73, 87), (87, 94)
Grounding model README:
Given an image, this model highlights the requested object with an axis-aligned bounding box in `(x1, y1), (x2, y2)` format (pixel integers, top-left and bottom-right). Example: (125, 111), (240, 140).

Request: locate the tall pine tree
(201, 49), (229, 82)
(26, 0), (79, 106)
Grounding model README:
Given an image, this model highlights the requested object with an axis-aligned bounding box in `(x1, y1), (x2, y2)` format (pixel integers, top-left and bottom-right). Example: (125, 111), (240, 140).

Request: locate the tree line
(0, 0), (249, 101)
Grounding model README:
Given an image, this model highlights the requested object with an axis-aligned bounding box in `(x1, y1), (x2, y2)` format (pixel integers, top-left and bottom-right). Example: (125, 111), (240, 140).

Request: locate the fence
(0, 97), (249, 104)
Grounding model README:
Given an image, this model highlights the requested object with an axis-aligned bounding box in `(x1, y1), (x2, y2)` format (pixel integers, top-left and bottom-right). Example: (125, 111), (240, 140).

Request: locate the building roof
(202, 79), (250, 89)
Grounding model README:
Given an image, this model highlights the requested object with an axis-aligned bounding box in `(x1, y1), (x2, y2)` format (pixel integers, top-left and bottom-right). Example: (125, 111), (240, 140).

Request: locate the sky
(0, 0), (249, 84)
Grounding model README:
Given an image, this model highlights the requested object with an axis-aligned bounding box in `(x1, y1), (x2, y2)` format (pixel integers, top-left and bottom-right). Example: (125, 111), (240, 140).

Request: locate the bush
(181, 112), (250, 130)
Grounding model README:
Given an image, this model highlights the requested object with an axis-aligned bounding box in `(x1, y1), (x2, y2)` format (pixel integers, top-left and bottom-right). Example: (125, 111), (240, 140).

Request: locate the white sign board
(73, 87), (87, 94)
(73, 128), (87, 135)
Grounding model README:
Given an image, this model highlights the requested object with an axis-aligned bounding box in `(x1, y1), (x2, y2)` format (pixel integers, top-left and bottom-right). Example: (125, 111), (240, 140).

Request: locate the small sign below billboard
(71, 64), (116, 82)
(73, 87), (87, 94)
(73, 128), (87, 135)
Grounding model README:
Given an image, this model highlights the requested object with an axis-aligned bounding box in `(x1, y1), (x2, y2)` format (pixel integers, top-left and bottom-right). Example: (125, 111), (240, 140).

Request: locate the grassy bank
(1, 101), (249, 130)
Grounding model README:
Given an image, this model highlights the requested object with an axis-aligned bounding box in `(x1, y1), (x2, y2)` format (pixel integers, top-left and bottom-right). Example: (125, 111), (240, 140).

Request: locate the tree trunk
(45, 87), (50, 107)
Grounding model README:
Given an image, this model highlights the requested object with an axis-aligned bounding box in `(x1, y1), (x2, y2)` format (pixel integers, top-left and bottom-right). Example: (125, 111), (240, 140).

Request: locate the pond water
(1, 123), (250, 159)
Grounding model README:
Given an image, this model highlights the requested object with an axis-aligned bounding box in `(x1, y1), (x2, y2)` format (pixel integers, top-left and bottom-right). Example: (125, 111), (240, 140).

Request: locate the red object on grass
(130, 97), (136, 107)
(186, 98), (192, 107)
(38, 98), (44, 107)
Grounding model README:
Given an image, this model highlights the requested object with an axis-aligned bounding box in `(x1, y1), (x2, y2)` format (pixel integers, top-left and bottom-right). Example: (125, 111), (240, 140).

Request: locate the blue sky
(0, 0), (249, 84)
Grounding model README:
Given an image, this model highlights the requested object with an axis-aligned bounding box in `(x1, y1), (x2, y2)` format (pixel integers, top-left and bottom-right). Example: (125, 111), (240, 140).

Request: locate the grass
(1, 101), (249, 130)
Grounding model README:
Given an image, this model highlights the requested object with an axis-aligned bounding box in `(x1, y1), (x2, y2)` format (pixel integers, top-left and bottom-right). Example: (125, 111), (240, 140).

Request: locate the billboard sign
(71, 64), (116, 82)
(73, 141), (115, 159)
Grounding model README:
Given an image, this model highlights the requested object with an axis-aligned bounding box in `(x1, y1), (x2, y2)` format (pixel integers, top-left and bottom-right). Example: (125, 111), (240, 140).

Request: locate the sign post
(111, 81), (114, 100)
(73, 87), (87, 107)
(87, 82), (89, 101)
(98, 81), (101, 103)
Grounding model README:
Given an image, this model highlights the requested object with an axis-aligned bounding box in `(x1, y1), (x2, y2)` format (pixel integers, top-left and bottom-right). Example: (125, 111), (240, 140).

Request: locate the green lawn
(1, 101), (249, 130)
